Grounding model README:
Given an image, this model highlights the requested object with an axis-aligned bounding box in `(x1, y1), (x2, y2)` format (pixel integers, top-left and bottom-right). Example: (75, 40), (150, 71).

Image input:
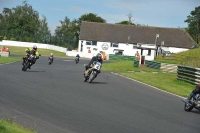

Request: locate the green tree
(54, 13), (106, 49)
(116, 20), (135, 25)
(54, 16), (75, 48)
(0, 0), (50, 43)
(38, 16), (51, 43)
(73, 13), (106, 48)
(185, 6), (200, 45)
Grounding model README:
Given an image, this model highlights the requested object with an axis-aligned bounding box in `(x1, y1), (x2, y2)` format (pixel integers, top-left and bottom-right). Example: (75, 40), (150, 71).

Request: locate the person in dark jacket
(84, 53), (103, 75)
(76, 54), (80, 62)
(186, 82), (200, 102)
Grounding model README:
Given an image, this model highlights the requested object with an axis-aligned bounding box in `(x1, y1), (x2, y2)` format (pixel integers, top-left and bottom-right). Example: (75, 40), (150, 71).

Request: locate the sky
(0, 0), (199, 34)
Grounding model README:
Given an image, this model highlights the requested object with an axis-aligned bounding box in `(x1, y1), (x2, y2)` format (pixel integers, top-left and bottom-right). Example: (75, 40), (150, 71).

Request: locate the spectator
(2, 46), (6, 52)
(135, 51), (140, 61)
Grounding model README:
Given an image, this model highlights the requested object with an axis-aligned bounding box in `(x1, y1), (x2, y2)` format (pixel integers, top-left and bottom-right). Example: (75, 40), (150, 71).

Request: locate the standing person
(186, 82), (200, 102)
(2, 46), (6, 52)
(135, 51), (140, 61)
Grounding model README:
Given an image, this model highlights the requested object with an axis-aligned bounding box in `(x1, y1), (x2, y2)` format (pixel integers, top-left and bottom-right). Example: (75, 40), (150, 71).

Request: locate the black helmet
(33, 45), (37, 51)
(96, 53), (102, 61)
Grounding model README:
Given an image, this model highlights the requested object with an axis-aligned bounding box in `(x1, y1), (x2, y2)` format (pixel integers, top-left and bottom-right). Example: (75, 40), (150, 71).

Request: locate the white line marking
(0, 61), (17, 65)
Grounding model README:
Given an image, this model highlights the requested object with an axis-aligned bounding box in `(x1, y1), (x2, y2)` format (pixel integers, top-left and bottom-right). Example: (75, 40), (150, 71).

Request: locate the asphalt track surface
(0, 56), (200, 133)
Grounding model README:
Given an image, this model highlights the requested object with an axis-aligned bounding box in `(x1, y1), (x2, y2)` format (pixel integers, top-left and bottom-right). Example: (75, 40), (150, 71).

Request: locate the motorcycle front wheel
(88, 71), (97, 83)
(184, 103), (194, 112)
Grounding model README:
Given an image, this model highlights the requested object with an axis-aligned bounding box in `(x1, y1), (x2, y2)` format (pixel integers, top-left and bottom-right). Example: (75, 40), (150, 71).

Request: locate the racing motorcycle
(49, 56), (53, 65)
(181, 94), (200, 112)
(84, 61), (101, 83)
(75, 57), (79, 64)
(22, 53), (40, 71)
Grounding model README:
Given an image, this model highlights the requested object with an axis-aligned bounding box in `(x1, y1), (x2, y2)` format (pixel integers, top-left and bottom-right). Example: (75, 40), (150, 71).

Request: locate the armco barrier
(177, 66), (200, 85)
(145, 60), (161, 69)
(145, 60), (177, 73)
(134, 59), (139, 67)
(109, 54), (134, 60)
(160, 63), (177, 73)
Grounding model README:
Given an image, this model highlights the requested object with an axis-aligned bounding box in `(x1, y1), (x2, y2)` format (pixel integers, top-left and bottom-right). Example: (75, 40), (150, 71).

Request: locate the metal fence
(109, 54), (135, 60)
(177, 66), (200, 85)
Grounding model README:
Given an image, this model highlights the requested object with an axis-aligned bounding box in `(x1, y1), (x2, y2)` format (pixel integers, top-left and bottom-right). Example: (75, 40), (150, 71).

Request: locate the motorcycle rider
(49, 53), (54, 63)
(186, 82), (200, 102)
(83, 53), (103, 75)
(76, 54), (80, 62)
(22, 45), (40, 69)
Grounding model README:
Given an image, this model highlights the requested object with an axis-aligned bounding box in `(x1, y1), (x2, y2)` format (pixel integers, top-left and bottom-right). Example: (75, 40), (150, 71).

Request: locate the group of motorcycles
(22, 53), (53, 71)
(22, 54), (200, 111)
(22, 54), (101, 83)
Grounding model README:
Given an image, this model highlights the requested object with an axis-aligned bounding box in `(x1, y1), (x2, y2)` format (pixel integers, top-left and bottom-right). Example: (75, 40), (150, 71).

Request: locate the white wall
(78, 40), (157, 60)
(168, 47), (189, 53)
(0, 40), (67, 53)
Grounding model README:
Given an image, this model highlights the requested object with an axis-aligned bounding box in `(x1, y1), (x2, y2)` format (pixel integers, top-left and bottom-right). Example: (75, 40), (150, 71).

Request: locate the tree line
(0, 0), (199, 49)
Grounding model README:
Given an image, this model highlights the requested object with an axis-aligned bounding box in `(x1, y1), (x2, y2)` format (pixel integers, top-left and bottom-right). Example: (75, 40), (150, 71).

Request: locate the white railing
(0, 40), (67, 53)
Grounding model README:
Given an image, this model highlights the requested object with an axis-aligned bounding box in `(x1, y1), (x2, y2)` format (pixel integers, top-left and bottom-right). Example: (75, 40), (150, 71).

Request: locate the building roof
(79, 21), (196, 49)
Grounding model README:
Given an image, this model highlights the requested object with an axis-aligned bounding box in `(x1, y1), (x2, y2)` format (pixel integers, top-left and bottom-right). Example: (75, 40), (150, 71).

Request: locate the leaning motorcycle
(84, 61), (101, 83)
(181, 94), (200, 112)
(22, 53), (39, 71)
(75, 57), (79, 64)
(49, 56), (53, 65)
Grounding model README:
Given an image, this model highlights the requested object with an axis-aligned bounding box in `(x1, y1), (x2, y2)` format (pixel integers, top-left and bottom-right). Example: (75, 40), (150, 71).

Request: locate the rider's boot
(187, 93), (195, 103)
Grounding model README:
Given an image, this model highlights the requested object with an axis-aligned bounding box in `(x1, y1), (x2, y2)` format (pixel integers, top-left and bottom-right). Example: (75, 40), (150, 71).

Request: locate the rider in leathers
(22, 45), (40, 69)
(187, 82), (200, 102)
(84, 53), (103, 75)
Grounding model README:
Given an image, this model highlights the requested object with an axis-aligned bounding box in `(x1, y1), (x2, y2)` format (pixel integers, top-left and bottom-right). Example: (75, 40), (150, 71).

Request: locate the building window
(133, 45), (137, 49)
(147, 50), (151, 55)
(110, 42), (118, 47)
(92, 41), (97, 46)
(86, 41), (91, 45)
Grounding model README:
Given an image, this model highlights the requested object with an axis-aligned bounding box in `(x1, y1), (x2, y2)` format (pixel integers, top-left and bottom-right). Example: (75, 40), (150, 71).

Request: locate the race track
(0, 56), (199, 133)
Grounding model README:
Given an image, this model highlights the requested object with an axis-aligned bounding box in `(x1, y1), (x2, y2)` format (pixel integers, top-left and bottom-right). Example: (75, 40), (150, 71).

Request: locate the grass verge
(0, 56), (21, 64)
(102, 60), (194, 97)
(0, 119), (37, 133)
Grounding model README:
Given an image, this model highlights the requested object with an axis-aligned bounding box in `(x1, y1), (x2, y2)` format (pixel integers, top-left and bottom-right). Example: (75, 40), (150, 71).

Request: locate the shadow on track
(88, 81), (107, 84)
(24, 70), (45, 72)
(190, 110), (200, 114)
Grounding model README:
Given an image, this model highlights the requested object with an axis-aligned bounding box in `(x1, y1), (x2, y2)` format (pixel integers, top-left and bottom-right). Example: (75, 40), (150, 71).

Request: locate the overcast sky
(0, 0), (199, 34)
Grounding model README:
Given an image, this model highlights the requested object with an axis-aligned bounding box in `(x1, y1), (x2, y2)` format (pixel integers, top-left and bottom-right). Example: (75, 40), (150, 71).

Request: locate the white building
(78, 22), (195, 61)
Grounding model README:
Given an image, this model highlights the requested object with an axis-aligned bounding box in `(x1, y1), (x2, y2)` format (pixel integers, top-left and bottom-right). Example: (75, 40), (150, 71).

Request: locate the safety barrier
(160, 63), (177, 73)
(134, 59), (139, 67)
(145, 60), (178, 73)
(0, 52), (10, 57)
(145, 60), (161, 69)
(109, 54), (134, 60)
(177, 66), (200, 85)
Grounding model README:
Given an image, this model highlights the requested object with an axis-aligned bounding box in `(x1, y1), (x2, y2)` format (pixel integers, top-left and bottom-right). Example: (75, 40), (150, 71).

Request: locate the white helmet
(51, 53), (53, 56)
(33, 45), (37, 51)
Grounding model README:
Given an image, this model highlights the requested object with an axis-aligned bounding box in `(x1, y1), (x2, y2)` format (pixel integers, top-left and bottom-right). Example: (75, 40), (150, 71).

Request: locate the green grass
(0, 119), (37, 133)
(0, 56), (21, 64)
(102, 60), (194, 97)
(155, 48), (200, 67)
